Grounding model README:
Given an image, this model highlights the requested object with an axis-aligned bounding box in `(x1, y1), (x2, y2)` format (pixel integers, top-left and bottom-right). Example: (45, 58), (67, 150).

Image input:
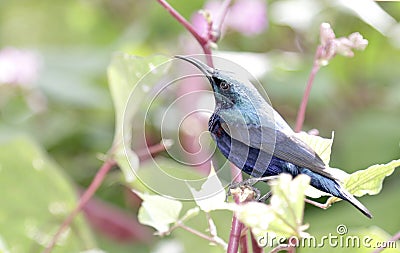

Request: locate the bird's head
(175, 55), (266, 112)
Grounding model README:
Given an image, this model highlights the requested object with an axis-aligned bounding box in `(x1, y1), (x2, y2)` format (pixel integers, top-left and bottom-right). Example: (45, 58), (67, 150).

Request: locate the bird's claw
(226, 183), (261, 203)
(226, 176), (278, 202)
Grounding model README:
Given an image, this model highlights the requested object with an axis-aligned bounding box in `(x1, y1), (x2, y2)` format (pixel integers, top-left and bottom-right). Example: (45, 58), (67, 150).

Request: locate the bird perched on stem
(176, 55), (372, 218)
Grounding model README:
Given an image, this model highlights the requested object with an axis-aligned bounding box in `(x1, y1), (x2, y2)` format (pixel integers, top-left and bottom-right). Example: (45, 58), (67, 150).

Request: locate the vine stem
(270, 244), (296, 253)
(227, 163), (245, 253)
(227, 202), (244, 253)
(295, 46), (322, 132)
(251, 232), (263, 253)
(156, 0), (208, 46)
(156, 0), (214, 66)
(43, 158), (117, 253)
(177, 223), (228, 249)
(372, 231), (400, 253)
(239, 228), (248, 253)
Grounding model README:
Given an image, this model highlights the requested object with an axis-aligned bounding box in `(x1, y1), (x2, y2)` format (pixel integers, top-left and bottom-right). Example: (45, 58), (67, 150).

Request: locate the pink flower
(191, 1), (221, 38)
(0, 47), (41, 87)
(191, 0), (268, 38)
(227, 0), (268, 36)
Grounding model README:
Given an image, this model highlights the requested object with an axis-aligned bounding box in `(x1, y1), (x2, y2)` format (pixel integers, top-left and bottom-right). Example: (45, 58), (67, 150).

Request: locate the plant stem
(372, 231), (400, 253)
(178, 223), (228, 249)
(136, 139), (173, 161)
(227, 207), (244, 253)
(156, 0), (215, 66)
(43, 159), (116, 253)
(295, 46), (322, 132)
(227, 163), (246, 253)
(270, 244), (296, 253)
(251, 232), (263, 253)
(156, 0), (208, 46)
(304, 198), (329, 209)
(239, 229), (248, 253)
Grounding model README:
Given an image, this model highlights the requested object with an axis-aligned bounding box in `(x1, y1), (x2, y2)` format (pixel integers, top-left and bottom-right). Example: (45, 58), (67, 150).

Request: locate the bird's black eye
(219, 81), (230, 91)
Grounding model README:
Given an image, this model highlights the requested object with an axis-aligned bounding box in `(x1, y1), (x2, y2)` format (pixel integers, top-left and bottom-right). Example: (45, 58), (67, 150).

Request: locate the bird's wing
(220, 122), (337, 180)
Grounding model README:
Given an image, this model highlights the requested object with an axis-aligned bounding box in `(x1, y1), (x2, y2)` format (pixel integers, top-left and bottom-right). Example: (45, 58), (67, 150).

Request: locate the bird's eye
(220, 81), (230, 90)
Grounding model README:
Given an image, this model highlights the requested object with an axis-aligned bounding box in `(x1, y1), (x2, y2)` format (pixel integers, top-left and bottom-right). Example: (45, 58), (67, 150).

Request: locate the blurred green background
(0, 0), (399, 252)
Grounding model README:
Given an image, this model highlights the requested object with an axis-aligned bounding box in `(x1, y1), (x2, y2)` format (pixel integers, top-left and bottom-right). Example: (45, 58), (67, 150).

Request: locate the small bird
(176, 55), (372, 218)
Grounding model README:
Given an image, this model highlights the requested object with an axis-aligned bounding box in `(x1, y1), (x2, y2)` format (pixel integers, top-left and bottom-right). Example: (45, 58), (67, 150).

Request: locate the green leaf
(107, 53), (170, 182)
(135, 191), (183, 234)
(295, 131), (334, 165)
(129, 157), (208, 200)
(179, 207), (200, 222)
(0, 136), (94, 253)
(188, 164), (229, 212)
(327, 159), (400, 205)
(236, 174), (310, 240)
(344, 159), (400, 196)
(295, 132), (348, 198)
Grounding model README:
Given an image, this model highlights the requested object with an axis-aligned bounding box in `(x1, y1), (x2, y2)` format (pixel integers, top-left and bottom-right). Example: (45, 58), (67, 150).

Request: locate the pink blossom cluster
(318, 23), (368, 66)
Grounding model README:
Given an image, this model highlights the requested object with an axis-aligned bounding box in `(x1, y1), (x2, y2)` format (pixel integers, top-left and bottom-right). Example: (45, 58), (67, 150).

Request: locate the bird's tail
(336, 184), (373, 219)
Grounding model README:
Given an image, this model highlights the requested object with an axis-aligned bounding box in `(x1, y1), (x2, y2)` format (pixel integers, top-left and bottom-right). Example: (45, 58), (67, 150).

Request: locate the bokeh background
(0, 0), (399, 252)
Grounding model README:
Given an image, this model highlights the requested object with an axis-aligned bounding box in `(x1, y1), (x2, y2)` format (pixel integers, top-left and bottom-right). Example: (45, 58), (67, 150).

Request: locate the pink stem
(239, 229), (248, 253)
(251, 232), (263, 253)
(227, 200), (244, 253)
(43, 159), (116, 253)
(136, 141), (172, 162)
(157, 0), (208, 46)
(295, 46), (322, 132)
(372, 231), (400, 253)
(156, 0), (214, 66)
(270, 244), (296, 253)
(227, 163), (245, 253)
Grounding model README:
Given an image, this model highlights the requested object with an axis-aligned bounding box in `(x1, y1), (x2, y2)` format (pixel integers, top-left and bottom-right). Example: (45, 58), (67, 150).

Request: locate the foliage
(0, 0), (399, 252)
(0, 136), (94, 253)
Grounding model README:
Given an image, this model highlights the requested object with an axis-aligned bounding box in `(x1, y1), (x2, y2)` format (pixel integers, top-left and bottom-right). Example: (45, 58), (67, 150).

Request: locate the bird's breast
(208, 113), (279, 177)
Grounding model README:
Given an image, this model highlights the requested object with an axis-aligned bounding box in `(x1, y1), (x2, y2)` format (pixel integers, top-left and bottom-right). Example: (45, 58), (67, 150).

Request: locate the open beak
(175, 55), (214, 79)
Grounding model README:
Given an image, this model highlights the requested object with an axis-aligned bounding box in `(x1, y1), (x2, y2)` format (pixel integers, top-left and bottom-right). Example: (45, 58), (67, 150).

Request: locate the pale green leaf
(344, 159), (400, 196)
(268, 174), (310, 236)
(107, 54), (170, 182)
(327, 159), (400, 205)
(188, 164), (230, 212)
(180, 207), (200, 222)
(113, 147), (137, 183)
(135, 191), (183, 233)
(130, 157), (206, 200)
(236, 174), (310, 240)
(295, 131), (334, 165)
(0, 136), (94, 253)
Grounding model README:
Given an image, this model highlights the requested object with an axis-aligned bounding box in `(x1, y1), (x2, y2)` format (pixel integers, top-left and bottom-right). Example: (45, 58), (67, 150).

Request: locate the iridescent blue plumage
(209, 113), (343, 198)
(177, 55), (372, 218)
